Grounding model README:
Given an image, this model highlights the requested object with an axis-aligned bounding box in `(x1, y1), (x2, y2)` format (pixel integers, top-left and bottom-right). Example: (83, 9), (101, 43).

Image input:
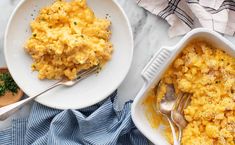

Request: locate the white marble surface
(0, 0), (234, 131)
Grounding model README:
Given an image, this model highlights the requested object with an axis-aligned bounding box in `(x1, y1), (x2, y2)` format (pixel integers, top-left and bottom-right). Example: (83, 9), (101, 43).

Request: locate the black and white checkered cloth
(137, 0), (235, 37)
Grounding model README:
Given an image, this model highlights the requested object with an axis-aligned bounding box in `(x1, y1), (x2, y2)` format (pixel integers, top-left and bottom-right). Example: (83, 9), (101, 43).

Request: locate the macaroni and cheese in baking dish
(25, 0), (113, 80)
(144, 41), (235, 145)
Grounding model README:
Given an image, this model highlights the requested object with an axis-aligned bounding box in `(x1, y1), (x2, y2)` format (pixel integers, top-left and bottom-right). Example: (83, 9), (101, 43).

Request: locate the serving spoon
(0, 65), (99, 121)
(153, 83), (179, 145)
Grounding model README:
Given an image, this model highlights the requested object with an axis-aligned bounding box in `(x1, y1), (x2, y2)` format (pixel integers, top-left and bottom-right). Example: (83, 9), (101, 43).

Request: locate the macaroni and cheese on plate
(25, 0), (113, 80)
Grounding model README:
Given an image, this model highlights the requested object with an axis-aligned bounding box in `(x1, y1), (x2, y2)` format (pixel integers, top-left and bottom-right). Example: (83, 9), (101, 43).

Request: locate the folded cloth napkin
(0, 91), (148, 145)
(137, 0), (235, 37)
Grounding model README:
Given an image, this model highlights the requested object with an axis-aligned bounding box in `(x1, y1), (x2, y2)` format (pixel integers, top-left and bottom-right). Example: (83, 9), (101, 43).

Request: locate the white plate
(4, 0), (133, 109)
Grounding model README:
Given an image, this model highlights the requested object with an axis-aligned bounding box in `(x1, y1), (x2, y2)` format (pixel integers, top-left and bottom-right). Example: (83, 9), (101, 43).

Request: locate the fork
(0, 65), (99, 121)
(171, 93), (191, 143)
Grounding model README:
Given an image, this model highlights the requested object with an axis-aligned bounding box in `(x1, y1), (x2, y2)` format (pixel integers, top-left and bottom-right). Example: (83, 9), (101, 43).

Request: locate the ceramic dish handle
(141, 48), (172, 83)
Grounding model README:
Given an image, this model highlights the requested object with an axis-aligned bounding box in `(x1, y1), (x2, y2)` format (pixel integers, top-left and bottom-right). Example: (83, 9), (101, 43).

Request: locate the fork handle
(178, 127), (183, 143)
(167, 117), (180, 145)
(0, 82), (61, 121)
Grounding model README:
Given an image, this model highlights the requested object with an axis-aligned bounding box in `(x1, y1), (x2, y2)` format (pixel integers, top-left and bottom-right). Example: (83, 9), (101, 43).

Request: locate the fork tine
(76, 65), (99, 80)
(174, 93), (184, 111)
(177, 94), (186, 112)
(177, 94), (190, 114)
(183, 94), (190, 110)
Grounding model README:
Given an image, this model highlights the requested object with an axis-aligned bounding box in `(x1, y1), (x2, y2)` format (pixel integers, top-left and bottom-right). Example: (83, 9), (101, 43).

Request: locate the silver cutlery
(171, 93), (190, 143)
(153, 82), (179, 145)
(0, 65), (99, 121)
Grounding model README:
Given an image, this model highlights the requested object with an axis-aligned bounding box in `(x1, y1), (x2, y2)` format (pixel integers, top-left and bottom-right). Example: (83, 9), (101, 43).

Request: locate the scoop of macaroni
(25, 0), (113, 80)
(144, 41), (235, 145)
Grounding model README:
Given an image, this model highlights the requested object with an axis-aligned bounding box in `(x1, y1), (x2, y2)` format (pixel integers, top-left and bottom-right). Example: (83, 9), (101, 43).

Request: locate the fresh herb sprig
(0, 72), (19, 96)
(0, 84), (5, 96)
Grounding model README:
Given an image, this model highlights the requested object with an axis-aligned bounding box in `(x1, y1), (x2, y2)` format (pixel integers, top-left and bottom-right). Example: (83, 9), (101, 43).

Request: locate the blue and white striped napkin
(0, 91), (149, 145)
(137, 0), (235, 37)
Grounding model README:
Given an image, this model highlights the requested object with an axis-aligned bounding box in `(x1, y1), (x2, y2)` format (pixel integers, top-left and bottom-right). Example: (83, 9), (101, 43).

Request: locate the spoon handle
(166, 117), (180, 145)
(0, 82), (61, 121)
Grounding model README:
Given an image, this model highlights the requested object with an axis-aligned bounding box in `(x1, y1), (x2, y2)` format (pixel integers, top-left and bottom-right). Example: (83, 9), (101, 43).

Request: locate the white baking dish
(131, 28), (235, 145)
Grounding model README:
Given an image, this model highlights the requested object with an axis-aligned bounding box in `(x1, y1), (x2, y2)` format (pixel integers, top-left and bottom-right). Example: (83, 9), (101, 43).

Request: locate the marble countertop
(0, 0), (234, 131)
